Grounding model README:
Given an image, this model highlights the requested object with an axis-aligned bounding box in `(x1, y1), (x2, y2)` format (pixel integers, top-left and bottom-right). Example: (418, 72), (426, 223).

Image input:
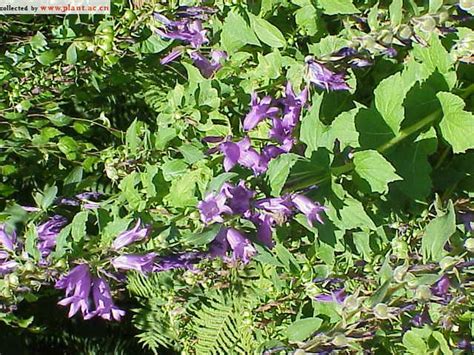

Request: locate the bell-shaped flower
(305, 57), (350, 91)
(0, 224), (16, 251)
(243, 92), (279, 131)
(315, 288), (346, 304)
(190, 50), (227, 78)
(85, 277), (125, 321)
(153, 252), (205, 272)
(111, 253), (156, 274)
(222, 181), (255, 215)
(155, 13), (208, 48)
(198, 190), (232, 224)
(55, 264), (92, 318)
(112, 219), (151, 250)
(0, 260), (18, 274)
(37, 215), (68, 257)
(291, 194), (327, 227)
(255, 196), (293, 219)
(226, 228), (256, 264)
(250, 213), (274, 248)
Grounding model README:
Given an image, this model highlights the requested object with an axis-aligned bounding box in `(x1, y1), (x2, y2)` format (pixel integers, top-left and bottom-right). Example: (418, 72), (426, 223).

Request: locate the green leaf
(300, 93), (324, 155)
(353, 150), (402, 194)
(338, 198), (377, 231)
(178, 144), (205, 164)
(437, 92), (474, 154)
(221, 11), (260, 52)
(389, 0), (403, 26)
(295, 4), (318, 36)
(318, 0), (359, 15)
(402, 330), (428, 353)
(429, 0), (443, 13)
(266, 153), (298, 196)
(374, 73), (406, 134)
(287, 317), (323, 342)
(422, 200), (456, 261)
(25, 225), (40, 261)
(183, 224), (221, 246)
(52, 224), (72, 260)
(66, 43), (77, 65)
(133, 35), (170, 54)
(37, 50), (59, 66)
(30, 32), (47, 51)
(432, 331), (453, 355)
(250, 14), (286, 48)
(71, 211), (88, 242)
(41, 185), (58, 210)
(161, 160), (188, 181)
(126, 119), (138, 154)
(206, 172), (238, 194)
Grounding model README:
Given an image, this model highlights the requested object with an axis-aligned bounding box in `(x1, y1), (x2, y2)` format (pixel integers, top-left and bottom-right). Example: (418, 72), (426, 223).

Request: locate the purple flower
(219, 137), (268, 175)
(457, 339), (472, 351)
(348, 58), (373, 68)
(153, 252), (204, 272)
(112, 219), (150, 250)
(254, 196), (293, 219)
(226, 228), (256, 264)
(305, 58), (350, 91)
(57, 198), (80, 206)
(76, 192), (102, 200)
(176, 6), (216, 19)
(411, 306), (432, 327)
(84, 277), (125, 321)
(37, 215), (68, 257)
(431, 275), (452, 303)
(56, 264), (92, 318)
(384, 47), (397, 57)
(222, 181), (255, 215)
(243, 92), (279, 131)
(198, 190), (232, 224)
(21, 206), (41, 212)
(250, 213), (274, 248)
(0, 260), (18, 274)
(160, 47), (184, 64)
(190, 50), (227, 78)
(334, 47), (357, 57)
(111, 253), (156, 274)
(291, 194), (326, 227)
(209, 228), (256, 263)
(460, 212), (473, 232)
(0, 224), (16, 251)
(155, 13), (208, 48)
(315, 288), (346, 304)
(280, 83), (308, 134)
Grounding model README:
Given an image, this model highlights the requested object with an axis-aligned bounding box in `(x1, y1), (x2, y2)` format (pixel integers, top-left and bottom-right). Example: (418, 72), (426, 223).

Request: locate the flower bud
(459, 0), (474, 11)
(343, 295), (360, 312)
(440, 256), (457, 271)
(394, 265), (409, 283)
(465, 238), (474, 253)
(332, 333), (348, 347)
(415, 285), (432, 301)
(405, 272), (418, 289)
(24, 261), (35, 272)
(418, 16), (437, 33)
(397, 25), (413, 41)
(294, 350), (306, 355)
(378, 30), (393, 45)
(374, 303), (390, 319)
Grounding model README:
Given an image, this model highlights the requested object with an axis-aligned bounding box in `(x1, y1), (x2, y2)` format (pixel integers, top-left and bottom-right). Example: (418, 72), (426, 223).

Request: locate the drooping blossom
(198, 190), (232, 224)
(0, 224), (16, 251)
(219, 137), (268, 175)
(160, 47), (184, 64)
(226, 228), (257, 264)
(291, 194), (327, 227)
(112, 219), (151, 250)
(280, 83), (308, 134)
(84, 277), (125, 321)
(153, 252), (205, 272)
(243, 92), (279, 131)
(56, 264), (92, 318)
(0, 260), (18, 274)
(431, 275), (452, 303)
(250, 213), (274, 248)
(154, 13), (208, 48)
(305, 57), (350, 91)
(190, 50), (227, 78)
(460, 212), (473, 232)
(315, 288), (347, 304)
(254, 196), (294, 219)
(37, 215), (68, 257)
(209, 228), (256, 263)
(111, 253), (157, 274)
(222, 181), (255, 215)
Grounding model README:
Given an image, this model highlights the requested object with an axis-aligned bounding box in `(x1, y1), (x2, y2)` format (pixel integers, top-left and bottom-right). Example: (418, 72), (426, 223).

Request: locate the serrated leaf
(389, 0), (403, 26)
(437, 92), (474, 154)
(266, 153), (298, 196)
(422, 200), (456, 261)
(318, 0), (359, 15)
(221, 11), (260, 52)
(41, 185), (58, 210)
(287, 317), (323, 342)
(338, 198), (377, 230)
(353, 150), (402, 194)
(71, 211), (88, 242)
(374, 73), (406, 134)
(250, 14), (286, 48)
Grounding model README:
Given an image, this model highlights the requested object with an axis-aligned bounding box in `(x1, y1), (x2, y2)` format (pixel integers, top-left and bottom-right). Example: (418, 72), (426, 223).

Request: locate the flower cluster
(0, 225), (18, 274)
(198, 180), (327, 263)
(207, 83), (307, 175)
(155, 7), (227, 78)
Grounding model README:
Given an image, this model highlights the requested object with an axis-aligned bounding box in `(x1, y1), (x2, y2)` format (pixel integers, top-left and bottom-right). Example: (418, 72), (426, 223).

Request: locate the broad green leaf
(432, 331), (453, 355)
(429, 0), (443, 13)
(402, 330), (428, 353)
(183, 224), (221, 245)
(389, 0), (403, 26)
(221, 11), (260, 52)
(165, 173), (198, 208)
(353, 150), (402, 194)
(206, 172), (238, 194)
(66, 43), (77, 65)
(437, 92), (474, 154)
(287, 317), (323, 342)
(71, 211), (88, 242)
(308, 36), (350, 57)
(374, 73), (406, 134)
(250, 14), (286, 48)
(52, 224), (71, 260)
(318, 0), (359, 15)
(126, 119), (138, 155)
(422, 200), (456, 261)
(338, 198), (377, 230)
(133, 35), (169, 54)
(295, 4), (318, 36)
(161, 160), (188, 181)
(30, 32), (47, 51)
(41, 185), (58, 210)
(266, 153), (298, 196)
(37, 50), (59, 66)
(178, 144), (205, 164)
(25, 225), (40, 261)
(330, 106), (360, 150)
(300, 93), (324, 155)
